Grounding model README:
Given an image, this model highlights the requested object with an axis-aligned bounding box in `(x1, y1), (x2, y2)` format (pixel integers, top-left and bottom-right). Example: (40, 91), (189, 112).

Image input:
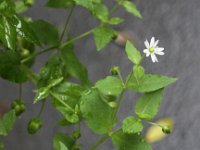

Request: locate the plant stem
(89, 134), (110, 150)
(59, 7), (74, 42)
(37, 100), (46, 117)
(148, 122), (163, 128)
(21, 28), (93, 64)
(21, 45), (57, 64)
(59, 29), (93, 49)
(19, 84), (22, 99)
(110, 2), (120, 15)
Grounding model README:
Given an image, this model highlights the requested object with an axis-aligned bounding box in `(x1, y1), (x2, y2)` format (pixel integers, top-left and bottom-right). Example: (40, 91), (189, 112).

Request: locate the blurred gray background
(0, 0), (200, 149)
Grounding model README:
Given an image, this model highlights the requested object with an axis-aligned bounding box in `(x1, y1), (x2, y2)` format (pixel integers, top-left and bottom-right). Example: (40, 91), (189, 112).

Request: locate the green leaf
(107, 17), (124, 25)
(37, 55), (64, 88)
(0, 15), (17, 50)
(125, 41), (142, 65)
(93, 26), (116, 51)
(30, 20), (59, 46)
(35, 55), (65, 103)
(45, 0), (75, 8)
(52, 82), (84, 109)
(53, 133), (75, 150)
(34, 87), (49, 103)
(59, 142), (68, 150)
(74, 0), (110, 22)
(51, 82), (84, 123)
(34, 78), (64, 103)
(133, 65), (145, 82)
(80, 89), (116, 134)
(74, 0), (101, 9)
(56, 107), (79, 124)
(122, 116), (143, 134)
(95, 76), (124, 96)
(15, 1), (28, 14)
(12, 16), (40, 45)
(112, 130), (152, 150)
(135, 89), (163, 119)
(120, 0), (142, 18)
(61, 45), (89, 85)
(91, 3), (109, 22)
(0, 51), (27, 83)
(126, 74), (177, 93)
(0, 0), (15, 17)
(0, 110), (16, 136)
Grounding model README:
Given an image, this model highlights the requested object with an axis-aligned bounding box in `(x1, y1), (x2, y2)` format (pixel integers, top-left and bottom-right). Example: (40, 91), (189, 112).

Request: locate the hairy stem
(89, 134), (110, 150)
(37, 100), (46, 117)
(59, 7), (74, 42)
(19, 84), (22, 99)
(59, 29), (93, 49)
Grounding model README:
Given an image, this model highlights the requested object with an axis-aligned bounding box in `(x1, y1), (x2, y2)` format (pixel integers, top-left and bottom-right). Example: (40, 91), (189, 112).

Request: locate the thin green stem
(22, 65), (38, 84)
(37, 100), (46, 117)
(148, 122), (163, 128)
(59, 7), (74, 42)
(59, 29), (93, 49)
(21, 46), (57, 64)
(19, 84), (22, 99)
(89, 134), (110, 150)
(125, 70), (133, 87)
(117, 70), (124, 85)
(110, 2), (120, 15)
(113, 88), (125, 121)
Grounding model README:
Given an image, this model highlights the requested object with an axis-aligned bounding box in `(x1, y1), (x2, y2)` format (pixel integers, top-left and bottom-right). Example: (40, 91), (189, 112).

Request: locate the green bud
(108, 102), (117, 108)
(23, 0), (34, 6)
(20, 48), (30, 58)
(72, 130), (81, 139)
(27, 118), (42, 134)
(72, 145), (80, 150)
(110, 66), (120, 75)
(11, 99), (26, 116)
(162, 126), (171, 134)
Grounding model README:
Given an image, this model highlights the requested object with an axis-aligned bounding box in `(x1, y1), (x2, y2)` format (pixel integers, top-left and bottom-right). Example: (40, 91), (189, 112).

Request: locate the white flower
(143, 37), (164, 63)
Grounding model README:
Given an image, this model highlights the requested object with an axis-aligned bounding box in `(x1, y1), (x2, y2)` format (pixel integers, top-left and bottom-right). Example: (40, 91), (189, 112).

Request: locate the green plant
(0, 0), (177, 149)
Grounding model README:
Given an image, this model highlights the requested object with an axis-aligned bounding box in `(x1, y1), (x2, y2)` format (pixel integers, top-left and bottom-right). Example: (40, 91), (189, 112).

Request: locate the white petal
(155, 50), (164, 55)
(143, 49), (148, 53)
(153, 40), (159, 47)
(146, 53), (150, 57)
(143, 49), (150, 57)
(155, 47), (164, 52)
(150, 37), (155, 47)
(144, 39), (150, 48)
(151, 54), (158, 63)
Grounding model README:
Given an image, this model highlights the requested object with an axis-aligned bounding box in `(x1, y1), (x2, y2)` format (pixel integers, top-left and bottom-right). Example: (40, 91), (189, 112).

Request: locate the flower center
(148, 47), (154, 53)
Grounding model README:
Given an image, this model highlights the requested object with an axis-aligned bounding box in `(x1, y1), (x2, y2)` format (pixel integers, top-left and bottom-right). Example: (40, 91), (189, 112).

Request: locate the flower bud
(11, 99), (26, 116)
(108, 102), (117, 108)
(162, 126), (171, 134)
(24, 0), (34, 6)
(72, 130), (81, 139)
(27, 117), (42, 134)
(110, 66), (119, 75)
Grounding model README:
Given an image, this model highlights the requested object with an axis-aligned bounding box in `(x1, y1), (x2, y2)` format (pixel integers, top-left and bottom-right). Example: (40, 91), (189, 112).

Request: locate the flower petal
(144, 39), (150, 48)
(153, 40), (159, 47)
(151, 54), (158, 63)
(155, 50), (164, 55)
(155, 47), (164, 52)
(150, 37), (155, 47)
(143, 49), (150, 57)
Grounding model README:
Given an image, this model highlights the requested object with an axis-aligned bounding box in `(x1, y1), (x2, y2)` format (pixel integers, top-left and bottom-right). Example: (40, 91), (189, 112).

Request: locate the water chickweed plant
(0, 0), (177, 149)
